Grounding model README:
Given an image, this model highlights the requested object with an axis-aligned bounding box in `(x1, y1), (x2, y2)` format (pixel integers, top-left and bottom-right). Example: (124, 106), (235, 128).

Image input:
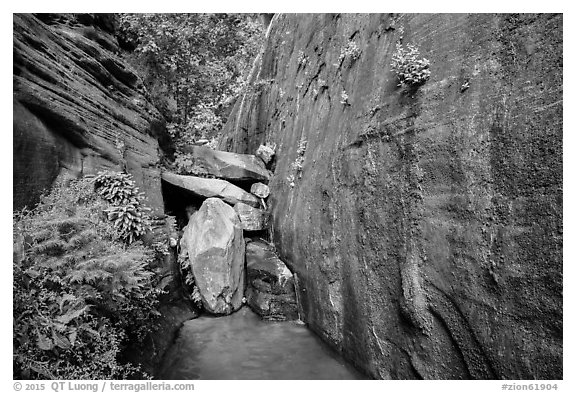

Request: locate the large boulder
(179, 145), (270, 182)
(13, 14), (169, 213)
(245, 240), (298, 320)
(162, 172), (260, 208)
(180, 198), (245, 315)
(234, 202), (266, 231)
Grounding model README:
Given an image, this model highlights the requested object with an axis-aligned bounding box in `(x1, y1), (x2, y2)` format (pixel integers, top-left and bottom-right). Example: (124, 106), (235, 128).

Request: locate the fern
(94, 171), (151, 244)
(13, 177), (160, 380)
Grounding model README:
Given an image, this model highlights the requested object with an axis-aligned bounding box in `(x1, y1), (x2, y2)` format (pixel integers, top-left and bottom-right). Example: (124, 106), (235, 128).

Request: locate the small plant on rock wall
(94, 171), (151, 244)
(390, 42), (431, 87)
(340, 90), (350, 105)
(287, 139), (307, 188)
(104, 204), (149, 244)
(297, 50), (308, 68)
(94, 172), (140, 206)
(338, 40), (362, 66)
(191, 286), (203, 307)
(256, 142), (277, 165)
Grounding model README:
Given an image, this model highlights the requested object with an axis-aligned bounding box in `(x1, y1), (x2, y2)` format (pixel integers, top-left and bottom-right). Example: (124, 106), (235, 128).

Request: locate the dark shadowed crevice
(160, 179), (205, 230)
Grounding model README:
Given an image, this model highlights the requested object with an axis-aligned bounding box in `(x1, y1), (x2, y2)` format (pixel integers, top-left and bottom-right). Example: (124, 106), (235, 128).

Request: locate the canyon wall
(220, 13), (562, 379)
(13, 14), (169, 213)
(13, 14), (195, 375)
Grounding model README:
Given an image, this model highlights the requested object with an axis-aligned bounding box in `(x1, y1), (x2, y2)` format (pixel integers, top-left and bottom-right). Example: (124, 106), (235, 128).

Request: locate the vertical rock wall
(220, 13), (562, 379)
(13, 14), (169, 213)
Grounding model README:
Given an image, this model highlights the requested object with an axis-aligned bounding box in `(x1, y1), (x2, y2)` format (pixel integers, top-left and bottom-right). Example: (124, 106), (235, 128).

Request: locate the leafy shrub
(94, 171), (142, 206)
(119, 14), (263, 150)
(390, 42), (431, 87)
(187, 104), (223, 143)
(173, 152), (195, 175)
(105, 204), (149, 244)
(94, 171), (151, 244)
(13, 178), (162, 379)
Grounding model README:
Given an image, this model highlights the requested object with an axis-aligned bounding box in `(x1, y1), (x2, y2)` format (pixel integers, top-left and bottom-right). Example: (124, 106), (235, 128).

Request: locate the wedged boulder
(250, 182), (270, 199)
(162, 172), (260, 208)
(180, 198), (245, 315)
(255, 144), (276, 165)
(234, 202), (266, 231)
(179, 145), (270, 182)
(245, 240), (298, 320)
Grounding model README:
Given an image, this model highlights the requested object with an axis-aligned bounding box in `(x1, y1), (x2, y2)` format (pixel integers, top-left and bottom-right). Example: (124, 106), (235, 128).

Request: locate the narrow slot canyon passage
(12, 12), (562, 381)
(159, 179), (367, 379)
(159, 307), (366, 380)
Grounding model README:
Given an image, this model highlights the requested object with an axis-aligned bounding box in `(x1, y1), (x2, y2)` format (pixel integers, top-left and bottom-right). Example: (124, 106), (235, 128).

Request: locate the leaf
(37, 333), (54, 351)
(82, 326), (100, 339)
(59, 293), (77, 312)
(25, 268), (41, 278)
(52, 330), (71, 349)
(28, 362), (55, 379)
(56, 305), (89, 325)
(68, 330), (77, 346)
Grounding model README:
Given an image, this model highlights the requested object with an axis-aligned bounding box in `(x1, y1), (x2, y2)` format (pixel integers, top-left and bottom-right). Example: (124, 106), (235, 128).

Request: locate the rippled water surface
(159, 307), (366, 380)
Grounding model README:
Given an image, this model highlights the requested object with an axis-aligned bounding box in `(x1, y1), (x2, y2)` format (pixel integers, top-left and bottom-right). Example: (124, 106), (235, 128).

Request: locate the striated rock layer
(220, 14), (562, 379)
(13, 13), (169, 213)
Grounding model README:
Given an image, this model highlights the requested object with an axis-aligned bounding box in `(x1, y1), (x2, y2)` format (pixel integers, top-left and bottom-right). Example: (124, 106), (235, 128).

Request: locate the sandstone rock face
(250, 182), (270, 199)
(13, 14), (169, 213)
(234, 202), (266, 231)
(180, 145), (270, 182)
(220, 14), (562, 379)
(161, 172), (260, 208)
(245, 241), (298, 320)
(180, 198), (245, 315)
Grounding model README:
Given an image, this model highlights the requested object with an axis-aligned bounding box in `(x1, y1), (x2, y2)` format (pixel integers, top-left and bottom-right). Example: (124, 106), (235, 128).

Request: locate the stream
(159, 307), (366, 380)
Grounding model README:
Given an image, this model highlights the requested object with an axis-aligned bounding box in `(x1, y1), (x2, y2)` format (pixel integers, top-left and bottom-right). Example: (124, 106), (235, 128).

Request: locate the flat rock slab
(180, 145), (270, 182)
(162, 172), (259, 208)
(180, 198), (245, 315)
(234, 202), (266, 231)
(159, 307), (365, 380)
